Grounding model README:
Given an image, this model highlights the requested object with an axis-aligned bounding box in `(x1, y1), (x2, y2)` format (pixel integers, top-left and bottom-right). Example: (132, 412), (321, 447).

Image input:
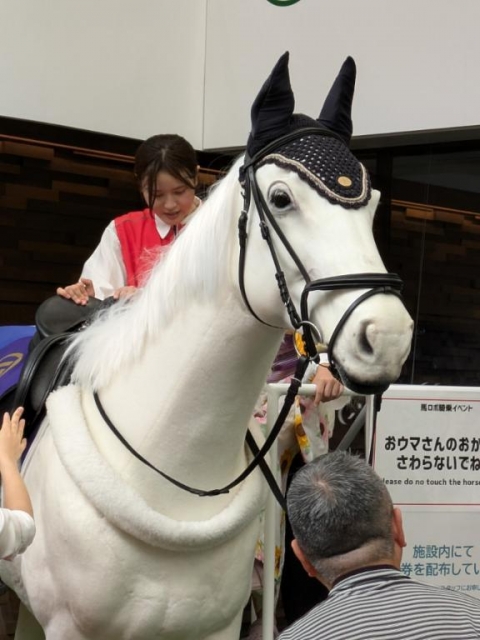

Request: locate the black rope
(93, 355), (309, 506)
(245, 430), (286, 510)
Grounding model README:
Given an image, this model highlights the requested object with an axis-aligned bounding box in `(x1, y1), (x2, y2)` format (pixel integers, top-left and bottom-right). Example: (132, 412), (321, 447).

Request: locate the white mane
(69, 156), (244, 389)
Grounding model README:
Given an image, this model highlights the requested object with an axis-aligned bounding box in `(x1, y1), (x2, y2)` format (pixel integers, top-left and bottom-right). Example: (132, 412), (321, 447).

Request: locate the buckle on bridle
(293, 322), (326, 361)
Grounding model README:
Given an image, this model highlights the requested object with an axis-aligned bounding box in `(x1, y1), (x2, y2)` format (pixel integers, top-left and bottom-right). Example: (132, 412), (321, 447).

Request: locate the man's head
(287, 451), (406, 587)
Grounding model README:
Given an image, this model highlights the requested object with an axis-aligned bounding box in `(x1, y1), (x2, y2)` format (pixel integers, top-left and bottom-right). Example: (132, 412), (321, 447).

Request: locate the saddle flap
(13, 333), (73, 436)
(35, 296), (103, 338)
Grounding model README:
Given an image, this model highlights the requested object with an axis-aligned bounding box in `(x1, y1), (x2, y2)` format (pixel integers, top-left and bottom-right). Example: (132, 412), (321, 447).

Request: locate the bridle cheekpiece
(238, 126), (404, 391)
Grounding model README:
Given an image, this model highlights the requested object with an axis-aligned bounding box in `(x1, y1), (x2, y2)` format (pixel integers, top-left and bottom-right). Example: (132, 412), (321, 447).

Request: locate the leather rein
(94, 128), (404, 510)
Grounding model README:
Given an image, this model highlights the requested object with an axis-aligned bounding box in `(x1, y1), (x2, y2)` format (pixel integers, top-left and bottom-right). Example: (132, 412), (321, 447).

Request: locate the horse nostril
(360, 330), (374, 355)
(359, 323), (375, 355)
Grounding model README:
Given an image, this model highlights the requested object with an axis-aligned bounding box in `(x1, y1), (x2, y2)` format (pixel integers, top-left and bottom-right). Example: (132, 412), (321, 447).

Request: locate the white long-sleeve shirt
(81, 215), (174, 301)
(0, 509), (35, 559)
(81, 200), (201, 300)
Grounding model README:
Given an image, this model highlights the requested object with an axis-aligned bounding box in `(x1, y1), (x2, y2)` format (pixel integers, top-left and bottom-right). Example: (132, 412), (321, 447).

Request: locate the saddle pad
(0, 330), (35, 398)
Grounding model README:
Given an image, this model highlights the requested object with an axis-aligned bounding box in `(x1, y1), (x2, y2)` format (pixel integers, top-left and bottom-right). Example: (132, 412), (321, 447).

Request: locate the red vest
(114, 209), (176, 287)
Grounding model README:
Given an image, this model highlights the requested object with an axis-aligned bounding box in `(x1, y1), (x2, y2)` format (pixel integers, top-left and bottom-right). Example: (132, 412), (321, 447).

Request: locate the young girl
(0, 407), (35, 559)
(57, 134), (201, 304)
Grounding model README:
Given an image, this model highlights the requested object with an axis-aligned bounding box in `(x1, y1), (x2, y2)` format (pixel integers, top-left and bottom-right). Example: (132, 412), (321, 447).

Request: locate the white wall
(1, 0), (480, 150)
(0, 0), (207, 148)
(203, 0), (480, 149)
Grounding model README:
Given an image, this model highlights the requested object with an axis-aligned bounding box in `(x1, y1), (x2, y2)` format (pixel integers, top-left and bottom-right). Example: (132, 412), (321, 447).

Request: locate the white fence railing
(262, 384), (362, 639)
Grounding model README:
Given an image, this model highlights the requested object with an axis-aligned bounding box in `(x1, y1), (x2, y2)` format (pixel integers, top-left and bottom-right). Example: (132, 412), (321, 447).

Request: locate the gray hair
(287, 451), (394, 584)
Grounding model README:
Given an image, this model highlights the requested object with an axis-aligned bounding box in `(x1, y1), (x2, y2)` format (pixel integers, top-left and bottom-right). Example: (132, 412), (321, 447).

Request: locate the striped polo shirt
(279, 565), (480, 639)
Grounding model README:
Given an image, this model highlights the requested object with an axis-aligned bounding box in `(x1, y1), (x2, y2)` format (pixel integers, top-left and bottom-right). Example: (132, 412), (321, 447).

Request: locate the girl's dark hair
(134, 134), (198, 211)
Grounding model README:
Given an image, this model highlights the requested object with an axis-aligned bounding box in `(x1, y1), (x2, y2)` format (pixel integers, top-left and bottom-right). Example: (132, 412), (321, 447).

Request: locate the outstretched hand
(312, 365), (344, 405)
(57, 278), (95, 305)
(0, 408), (27, 468)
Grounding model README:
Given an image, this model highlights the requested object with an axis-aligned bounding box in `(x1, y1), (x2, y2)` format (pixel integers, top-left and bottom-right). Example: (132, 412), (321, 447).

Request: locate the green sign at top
(266, 0), (302, 6)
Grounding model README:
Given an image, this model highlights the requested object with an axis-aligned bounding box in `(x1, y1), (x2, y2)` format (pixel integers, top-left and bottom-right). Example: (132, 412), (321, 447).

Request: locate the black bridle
(238, 127), (404, 371)
(93, 127), (404, 510)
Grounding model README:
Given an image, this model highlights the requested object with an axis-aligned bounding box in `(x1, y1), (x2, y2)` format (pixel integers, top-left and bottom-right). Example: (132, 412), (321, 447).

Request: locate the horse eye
(270, 189), (292, 209)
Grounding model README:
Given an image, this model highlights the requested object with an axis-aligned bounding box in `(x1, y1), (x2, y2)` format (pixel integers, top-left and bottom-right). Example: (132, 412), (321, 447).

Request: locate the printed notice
(372, 385), (480, 597)
(373, 385), (480, 506)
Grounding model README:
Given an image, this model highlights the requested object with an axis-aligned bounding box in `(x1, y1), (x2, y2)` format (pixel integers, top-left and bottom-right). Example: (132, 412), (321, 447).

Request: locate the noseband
(238, 127), (404, 377)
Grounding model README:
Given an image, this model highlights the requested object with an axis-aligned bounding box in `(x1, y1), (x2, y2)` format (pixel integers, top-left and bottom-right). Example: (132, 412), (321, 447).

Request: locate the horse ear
(246, 52), (295, 158)
(318, 56), (356, 146)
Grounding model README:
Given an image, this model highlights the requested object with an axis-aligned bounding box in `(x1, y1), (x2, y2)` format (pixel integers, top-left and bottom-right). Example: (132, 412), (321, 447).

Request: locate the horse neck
(81, 292), (283, 518)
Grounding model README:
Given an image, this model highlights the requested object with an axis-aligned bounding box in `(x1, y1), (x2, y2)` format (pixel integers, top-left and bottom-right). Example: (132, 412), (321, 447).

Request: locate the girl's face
(143, 171), (197, 227)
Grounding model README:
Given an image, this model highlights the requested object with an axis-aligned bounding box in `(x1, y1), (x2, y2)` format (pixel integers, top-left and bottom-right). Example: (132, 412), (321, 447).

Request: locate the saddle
(0, 296), (106, 438)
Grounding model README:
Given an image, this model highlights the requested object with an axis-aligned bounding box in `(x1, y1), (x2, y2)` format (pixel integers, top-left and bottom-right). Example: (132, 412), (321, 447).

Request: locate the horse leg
(14, 603), (45, 640)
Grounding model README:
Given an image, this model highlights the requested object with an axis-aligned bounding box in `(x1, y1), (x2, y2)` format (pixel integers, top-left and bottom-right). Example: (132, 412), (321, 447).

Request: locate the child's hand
(312, 366), (344, 405)
(0, 408), (27, 467)
(57, 277), (95, 305)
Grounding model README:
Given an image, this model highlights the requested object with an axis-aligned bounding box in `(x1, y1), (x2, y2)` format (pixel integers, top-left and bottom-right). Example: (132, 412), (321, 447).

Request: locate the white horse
(2, 54), (413, 640)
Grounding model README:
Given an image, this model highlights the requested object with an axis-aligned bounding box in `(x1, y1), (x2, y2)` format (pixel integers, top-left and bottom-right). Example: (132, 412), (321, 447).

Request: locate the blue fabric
(0, 326), (36, 350)
(0, 327), (36, 398)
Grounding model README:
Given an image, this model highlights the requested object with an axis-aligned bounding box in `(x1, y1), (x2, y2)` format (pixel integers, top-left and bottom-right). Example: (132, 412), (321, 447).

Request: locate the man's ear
(392, 507), (407, 548)
(291, 539), (318, 578)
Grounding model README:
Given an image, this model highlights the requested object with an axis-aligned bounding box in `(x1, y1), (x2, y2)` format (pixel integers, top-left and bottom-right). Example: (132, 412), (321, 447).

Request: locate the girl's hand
(312, 366), (344, 405)
(57, 278), (95, 305)
(0, 408), (27, 467)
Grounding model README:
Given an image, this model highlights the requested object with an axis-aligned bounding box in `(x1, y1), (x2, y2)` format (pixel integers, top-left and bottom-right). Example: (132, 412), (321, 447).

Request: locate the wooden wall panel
(390, 200), (480, 386)
(0, 132), (222, 324)
(0, 139), (139, 323)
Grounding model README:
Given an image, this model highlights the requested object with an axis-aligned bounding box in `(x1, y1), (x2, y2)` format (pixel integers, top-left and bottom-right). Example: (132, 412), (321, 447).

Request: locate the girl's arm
(0, 408), (33, 517)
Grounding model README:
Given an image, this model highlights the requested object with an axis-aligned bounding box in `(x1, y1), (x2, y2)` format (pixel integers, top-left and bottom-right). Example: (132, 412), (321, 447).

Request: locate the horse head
(237, 53), (413, 394)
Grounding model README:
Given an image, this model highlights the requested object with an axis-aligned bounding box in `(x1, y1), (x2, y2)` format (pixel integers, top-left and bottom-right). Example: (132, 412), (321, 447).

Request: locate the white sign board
(372, 385), (480, 597)
(204, 0), (480, 149)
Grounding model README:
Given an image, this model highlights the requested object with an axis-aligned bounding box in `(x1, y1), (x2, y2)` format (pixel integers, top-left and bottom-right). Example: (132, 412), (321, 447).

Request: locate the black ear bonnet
(242, 53), (371, 210)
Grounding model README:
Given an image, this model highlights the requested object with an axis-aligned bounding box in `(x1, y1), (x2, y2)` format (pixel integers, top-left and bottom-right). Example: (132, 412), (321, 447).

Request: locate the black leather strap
(245, 430), (286, 510)
(93, 356), (310, 508)
(300, 273), (403, 362)
(238, 165), (307, 330)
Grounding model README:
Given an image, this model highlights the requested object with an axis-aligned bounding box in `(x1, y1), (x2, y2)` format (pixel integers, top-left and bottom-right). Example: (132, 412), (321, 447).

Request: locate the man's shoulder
(278, 577), (480, 640)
